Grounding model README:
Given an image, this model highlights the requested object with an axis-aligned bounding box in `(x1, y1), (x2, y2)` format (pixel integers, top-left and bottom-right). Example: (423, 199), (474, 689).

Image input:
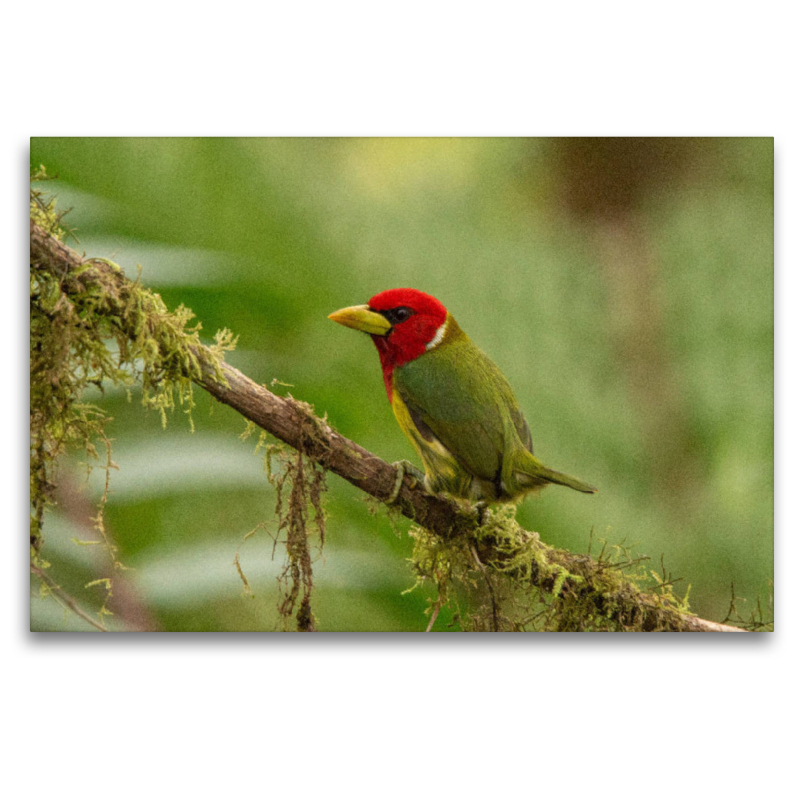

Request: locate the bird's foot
(386, 460), (425, 504)
(473, 501), (489, 526)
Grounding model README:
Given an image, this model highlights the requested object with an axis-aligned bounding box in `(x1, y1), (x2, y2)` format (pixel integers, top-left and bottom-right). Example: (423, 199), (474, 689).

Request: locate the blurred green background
(30, 137), (773, 632)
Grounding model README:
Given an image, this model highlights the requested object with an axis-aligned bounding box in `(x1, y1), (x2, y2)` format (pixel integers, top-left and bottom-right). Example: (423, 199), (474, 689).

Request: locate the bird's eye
(374, 306), (415, 326)
(390, 307), (412, 324)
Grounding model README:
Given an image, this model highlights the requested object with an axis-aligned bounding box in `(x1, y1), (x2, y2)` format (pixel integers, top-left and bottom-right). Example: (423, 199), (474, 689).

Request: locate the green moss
(405, 503), (711, 632)
(30, 172), (235, 623)
(240, 424), (328, 632)
(31, 171), (332, 632)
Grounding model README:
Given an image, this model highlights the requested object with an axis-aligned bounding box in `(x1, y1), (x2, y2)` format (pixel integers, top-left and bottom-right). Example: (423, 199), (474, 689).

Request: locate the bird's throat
(371, 314), (458, 400)
(372, 334), (422, 400)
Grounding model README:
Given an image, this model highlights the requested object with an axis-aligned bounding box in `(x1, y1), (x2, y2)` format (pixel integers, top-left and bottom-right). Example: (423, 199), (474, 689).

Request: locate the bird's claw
(386, 460), (424, 504)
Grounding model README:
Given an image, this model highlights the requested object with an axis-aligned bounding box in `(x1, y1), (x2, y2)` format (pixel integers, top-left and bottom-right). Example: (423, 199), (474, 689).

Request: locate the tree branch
(30, 221), (749, 632)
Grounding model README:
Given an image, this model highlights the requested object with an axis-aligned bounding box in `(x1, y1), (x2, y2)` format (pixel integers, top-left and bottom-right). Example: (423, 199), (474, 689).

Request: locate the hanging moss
(30, 170), (235, 623)
(237, 425), (328, 631)
(31, 173), (331, 631)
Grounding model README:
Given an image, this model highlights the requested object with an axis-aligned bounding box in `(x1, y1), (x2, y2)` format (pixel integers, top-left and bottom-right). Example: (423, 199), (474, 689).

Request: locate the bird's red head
(368, 288), (447, 359)
(329, 288), (449, 399)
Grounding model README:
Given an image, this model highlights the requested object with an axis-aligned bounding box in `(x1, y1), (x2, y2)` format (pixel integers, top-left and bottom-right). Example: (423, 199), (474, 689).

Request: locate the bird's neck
(372, 313), (462, 400)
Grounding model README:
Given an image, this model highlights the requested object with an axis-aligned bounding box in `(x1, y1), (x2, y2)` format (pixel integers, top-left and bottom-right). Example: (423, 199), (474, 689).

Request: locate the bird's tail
(513, 449), (598, 494)
(536, 465), (597, 494)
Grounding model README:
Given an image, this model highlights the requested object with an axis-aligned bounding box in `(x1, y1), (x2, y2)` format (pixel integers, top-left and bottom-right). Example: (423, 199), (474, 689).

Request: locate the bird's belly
(390, 391), (500, 502)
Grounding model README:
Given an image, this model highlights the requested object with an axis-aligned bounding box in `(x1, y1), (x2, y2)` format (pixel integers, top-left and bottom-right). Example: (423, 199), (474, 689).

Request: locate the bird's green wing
(393, 335), (529, 482)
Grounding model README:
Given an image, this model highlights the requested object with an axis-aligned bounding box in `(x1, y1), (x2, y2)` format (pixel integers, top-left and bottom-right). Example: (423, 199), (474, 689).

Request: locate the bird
(328, 288), (597, 504)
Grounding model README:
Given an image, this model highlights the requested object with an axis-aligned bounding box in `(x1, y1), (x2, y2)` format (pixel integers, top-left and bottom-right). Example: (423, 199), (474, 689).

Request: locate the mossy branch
(30, 220), (749, 633)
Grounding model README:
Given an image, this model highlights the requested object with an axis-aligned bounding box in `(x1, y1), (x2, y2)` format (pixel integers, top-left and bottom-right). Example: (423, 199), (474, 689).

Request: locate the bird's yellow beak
(328, 304), (392, 336)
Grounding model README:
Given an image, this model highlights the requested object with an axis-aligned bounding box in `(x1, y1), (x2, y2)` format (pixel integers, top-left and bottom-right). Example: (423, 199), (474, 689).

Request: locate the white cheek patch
(426, 319), (448, 351)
